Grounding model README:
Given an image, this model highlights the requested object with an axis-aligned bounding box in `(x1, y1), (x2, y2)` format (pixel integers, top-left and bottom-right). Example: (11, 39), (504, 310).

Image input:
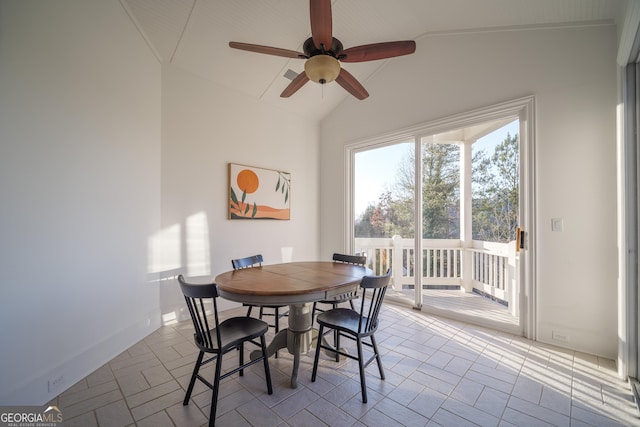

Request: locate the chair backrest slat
(332, 253), (366, 266)
(197, 298), (213, 348)
(232, 254), (263, 269)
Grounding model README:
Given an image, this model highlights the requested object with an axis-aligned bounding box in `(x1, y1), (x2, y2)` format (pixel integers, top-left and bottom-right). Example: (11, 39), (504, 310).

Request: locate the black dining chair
(311, 270), (391, 404)
(232, 254), (288, 333)
(177, 275), (273, 426)
(312, 253), (367, 352)
(312, 253), (367, 316)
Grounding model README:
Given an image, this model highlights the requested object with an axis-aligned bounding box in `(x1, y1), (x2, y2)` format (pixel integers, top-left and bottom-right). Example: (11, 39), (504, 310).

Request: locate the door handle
(516, 228), (524, 252)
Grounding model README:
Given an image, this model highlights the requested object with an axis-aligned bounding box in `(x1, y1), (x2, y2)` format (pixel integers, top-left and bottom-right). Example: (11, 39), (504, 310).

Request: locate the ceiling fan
(229, 0), (416, 100)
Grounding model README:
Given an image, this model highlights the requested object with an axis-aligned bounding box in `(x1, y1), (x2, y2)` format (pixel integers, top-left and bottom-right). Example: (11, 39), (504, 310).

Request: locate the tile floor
(51, 303), (639, 426)
(388, 288), (520, 335)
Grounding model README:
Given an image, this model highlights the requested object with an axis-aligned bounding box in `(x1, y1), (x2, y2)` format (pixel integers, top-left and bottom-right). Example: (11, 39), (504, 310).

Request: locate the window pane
(354, 142), (414, 239)
(471, 120), (519, 243)
(421, 142), (460, 239)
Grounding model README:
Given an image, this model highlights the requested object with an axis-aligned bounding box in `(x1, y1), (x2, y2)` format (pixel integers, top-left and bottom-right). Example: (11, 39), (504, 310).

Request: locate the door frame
(617, 0), (640, 383)
(345, 96), (537, 339)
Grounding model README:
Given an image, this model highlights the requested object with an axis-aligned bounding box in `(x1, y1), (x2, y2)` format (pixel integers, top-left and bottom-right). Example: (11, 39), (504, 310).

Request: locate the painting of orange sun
(228, 163), (291, 220)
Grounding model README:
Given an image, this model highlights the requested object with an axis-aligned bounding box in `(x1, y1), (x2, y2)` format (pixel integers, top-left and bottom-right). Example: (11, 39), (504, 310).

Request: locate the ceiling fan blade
(229, 42), (306, 59)
(280, 72), (310, 98)
(310, 0), (332, 50)
(340, 41), (416, 63)
(335, 68), (369, 100)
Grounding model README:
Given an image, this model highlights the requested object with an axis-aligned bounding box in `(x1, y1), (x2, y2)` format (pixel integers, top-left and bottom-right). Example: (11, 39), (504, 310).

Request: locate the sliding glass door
(349, 99), (533, 335)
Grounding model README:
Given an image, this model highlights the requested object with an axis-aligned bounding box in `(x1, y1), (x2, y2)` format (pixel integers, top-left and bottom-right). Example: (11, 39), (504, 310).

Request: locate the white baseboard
(1, 308), (161, 405)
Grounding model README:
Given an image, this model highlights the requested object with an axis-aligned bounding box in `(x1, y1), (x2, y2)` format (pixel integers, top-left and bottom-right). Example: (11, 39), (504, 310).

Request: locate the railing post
(460, 140), (473, 293)
(461, 248), (473, 292)
(507, 240), (517, 316)
(391, 235), (403, 291)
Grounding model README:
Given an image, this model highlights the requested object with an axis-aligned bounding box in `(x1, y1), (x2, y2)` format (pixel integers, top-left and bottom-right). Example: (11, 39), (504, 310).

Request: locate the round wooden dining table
(215, 261), (371, 388)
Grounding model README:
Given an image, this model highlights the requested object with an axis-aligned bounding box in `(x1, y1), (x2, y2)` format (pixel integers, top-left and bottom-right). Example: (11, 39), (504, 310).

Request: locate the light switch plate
(551, 218), (564, 232)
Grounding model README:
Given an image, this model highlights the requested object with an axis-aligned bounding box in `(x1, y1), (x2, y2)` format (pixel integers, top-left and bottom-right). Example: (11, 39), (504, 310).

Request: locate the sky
(354, 142), (412, 217)
(354, 120), (519, 217)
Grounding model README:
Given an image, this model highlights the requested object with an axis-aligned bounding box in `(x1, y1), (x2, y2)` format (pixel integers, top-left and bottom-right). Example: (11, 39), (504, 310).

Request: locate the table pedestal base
(249, 302), (345, 388)
(251, 303), (313, 388)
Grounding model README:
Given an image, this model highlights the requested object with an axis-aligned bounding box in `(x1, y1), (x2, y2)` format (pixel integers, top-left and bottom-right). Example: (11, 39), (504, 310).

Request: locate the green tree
(423, 144), (460, 238)
(472, 133), (519, 242)
(354, 203), (378, 237)
(354, 191), (412, 238)
(393, 143), (460, 238)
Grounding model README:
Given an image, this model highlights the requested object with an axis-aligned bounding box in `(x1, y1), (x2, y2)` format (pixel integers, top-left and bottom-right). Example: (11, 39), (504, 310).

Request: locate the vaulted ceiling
(121, 0), (626, 121)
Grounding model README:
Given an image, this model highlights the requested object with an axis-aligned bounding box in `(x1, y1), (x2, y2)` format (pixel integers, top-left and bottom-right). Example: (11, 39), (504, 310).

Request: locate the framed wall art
(228, 163), (291, 220)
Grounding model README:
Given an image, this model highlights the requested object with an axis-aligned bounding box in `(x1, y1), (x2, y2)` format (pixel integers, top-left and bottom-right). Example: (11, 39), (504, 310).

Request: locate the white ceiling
(120, 0), (626, 122)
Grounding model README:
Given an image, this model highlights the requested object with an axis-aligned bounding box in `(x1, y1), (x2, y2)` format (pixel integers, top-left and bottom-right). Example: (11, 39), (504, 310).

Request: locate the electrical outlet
(48, 375), (64, 393)
(552, 330), (569, 343)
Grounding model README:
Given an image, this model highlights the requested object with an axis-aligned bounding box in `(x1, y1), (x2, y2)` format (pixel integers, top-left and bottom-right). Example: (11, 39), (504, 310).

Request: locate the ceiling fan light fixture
(304, 55), (340, 84)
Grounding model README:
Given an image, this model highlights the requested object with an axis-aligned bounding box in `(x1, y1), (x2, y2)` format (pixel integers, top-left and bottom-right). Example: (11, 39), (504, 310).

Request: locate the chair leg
(332, 302), (339, 362)
(348, 299), (355, 310)
(260, 335), (273, 395)
(311, 324), (324, 382)
(356, 337), (368, 403)
(370, 334), (385, 380)
(239, 310), (250, 354)
(273, 307), (279, 359)
(209, 353), (223, 426)
(238, 342), (244, 376)
(183, 350), (204, 405)
(259, 306), (264, 320)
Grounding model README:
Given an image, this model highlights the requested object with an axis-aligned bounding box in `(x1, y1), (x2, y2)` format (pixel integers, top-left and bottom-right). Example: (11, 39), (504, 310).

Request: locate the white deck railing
(354, 236), (517, 315)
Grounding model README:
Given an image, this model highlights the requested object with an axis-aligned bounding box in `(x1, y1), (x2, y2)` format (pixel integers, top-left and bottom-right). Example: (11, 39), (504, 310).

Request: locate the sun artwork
(237, 169), (259, 193)
(229, 163), (290, 220)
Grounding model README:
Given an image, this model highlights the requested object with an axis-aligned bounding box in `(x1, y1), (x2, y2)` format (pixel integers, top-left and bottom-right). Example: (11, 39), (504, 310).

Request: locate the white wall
(159, 64), (320, 318)
(0, 1), (162, 404)
(320, 25), (618, 358)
